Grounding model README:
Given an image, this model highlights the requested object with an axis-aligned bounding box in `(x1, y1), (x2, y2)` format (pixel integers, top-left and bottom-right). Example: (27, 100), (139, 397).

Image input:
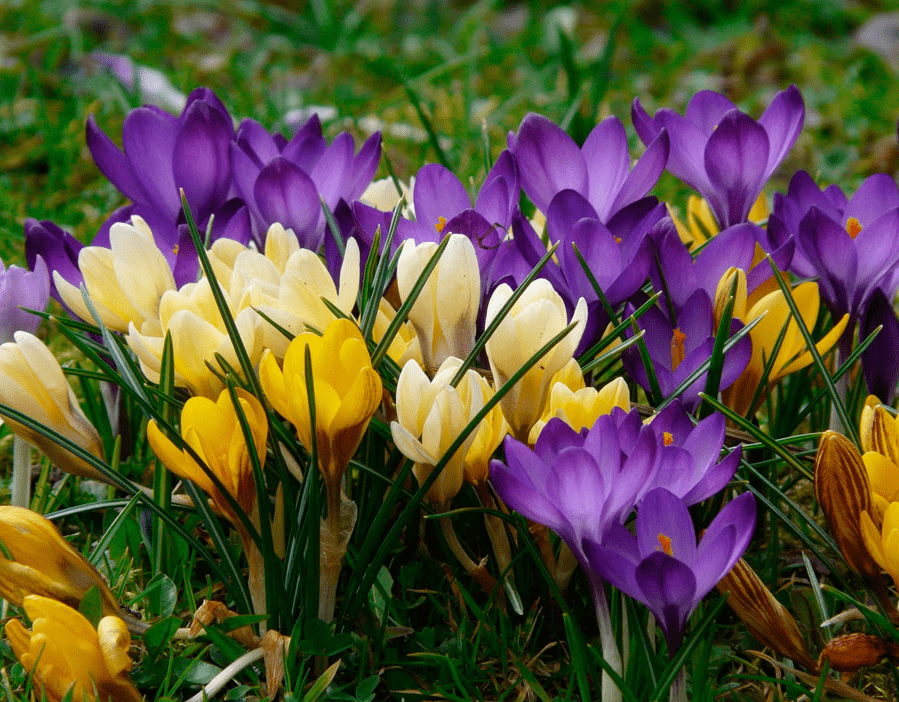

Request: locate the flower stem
(11, 436), (30, 508)
(185, 646), (264, 702)
(439, 514), (498, 594)
(589, 575), (623, 702)
(669, 666), (687, 702)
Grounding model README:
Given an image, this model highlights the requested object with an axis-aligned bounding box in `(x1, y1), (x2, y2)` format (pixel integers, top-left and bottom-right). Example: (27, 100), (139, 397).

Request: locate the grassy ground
(3, 1), (899, 700)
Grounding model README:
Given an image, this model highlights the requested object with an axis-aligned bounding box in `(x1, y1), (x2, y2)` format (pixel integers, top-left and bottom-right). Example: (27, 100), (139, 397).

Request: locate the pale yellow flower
(0, 332), (104, 480)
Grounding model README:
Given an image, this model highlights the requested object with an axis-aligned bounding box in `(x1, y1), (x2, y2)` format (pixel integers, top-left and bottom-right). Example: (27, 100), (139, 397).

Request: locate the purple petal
(704, 111), (770, 227)
(583, 527), (641, 596)
(582, 117), (630, 220)
(442, 210), (501, 271)
(797, 207), (857, 315)
(546, 190), (598, 246)
(347, 131), (382, 201)
(235, 118), (281, 167)
(122, 107), (180, 220)
(693, 223), (757, 297)
(24, 219), (84, 293)
(560, 217), (622, 299)
(636, 488), (697, 563)
(514, 113), (587, 214)
(862, 288), (899, 404)
(533, 417), (584, 464)
(847, 174), (899, 226)
(608, 129), (669, 221)
(682, 447), (741, 506)
(85, 115), (145, 205)
(476, 150), (519, 228)
(684, 91), (738, 134)
(254, 157), (322, 249)
(698, 491), (756, 575)
(413, 164), (471, 231)
(311, 131), (355, 210)
(758, 85), (804, 179)
(636, 551), (697, 652)
(173, 98), (234, 219)
(489, 456), (570, 538)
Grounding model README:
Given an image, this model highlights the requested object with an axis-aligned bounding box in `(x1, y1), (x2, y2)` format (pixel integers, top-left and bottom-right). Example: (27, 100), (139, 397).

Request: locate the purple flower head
(769, 170), (899, 326)
(633, 86), (804, 228)
(0, 255), (50, 343)
(24, 219), (84, 303)
(349, 156), (518, 278)
(232, 113), (381, 249)
(489, 412), (659, 564)
(511, 113), (669, 222)
(648, 401), (742, 505)
(584, 488), (756, 654)
(860, 288), (899, 405)
(622, 290), (751, 411)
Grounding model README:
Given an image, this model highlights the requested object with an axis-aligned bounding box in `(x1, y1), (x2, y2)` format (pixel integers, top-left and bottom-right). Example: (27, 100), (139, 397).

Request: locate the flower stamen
(846, 217), (862, 239)
(671, 328), (687, 371)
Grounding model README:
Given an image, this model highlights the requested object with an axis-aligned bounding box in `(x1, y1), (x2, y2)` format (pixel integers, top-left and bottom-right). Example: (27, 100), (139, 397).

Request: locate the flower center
(846, 217), (862, 239)
(657, 533), (673, 556)
(663, 431), (674, 446)
(670, 327), (686, 371)
(436, 216), (447, 234)
(172, 244), (179, 255)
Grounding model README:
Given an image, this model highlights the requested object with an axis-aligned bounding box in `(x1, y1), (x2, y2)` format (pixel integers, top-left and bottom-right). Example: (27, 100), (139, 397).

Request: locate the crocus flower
(632, 86), (804, 228)
(24, 219), (82, 305)
(718, 271), (849, 417)
(147, 388), (267, 528)
(484, 279), (587, 441)
(769, 170), (899, 328)
(127, 276), (264, 398)
(0, 255), (48, 343)
(0, 332), (105, 480)
(390, 357), (486, 506)
(6, 595), (141, 702)
(397, 233), (480, 372)
(0, 506), (121, 617)
(259, 318), (382, 492)
(231, 113), (381, 249)
(584, 487), (756, 654)
(622, 289), (751, 410)
(859, 398), (899, 524)
(511, 112), (669, 223)
(813, 431), (884, 583)
(53, 215), (175, 334)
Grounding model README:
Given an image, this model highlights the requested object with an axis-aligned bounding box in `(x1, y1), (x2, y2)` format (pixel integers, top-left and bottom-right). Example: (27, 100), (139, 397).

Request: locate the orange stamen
(671, 327), (686, 371)
(663, 432), (674, 447)
(658, 533), (673, 556)
(846, 217), (862, 239)
(436, 216), (447, 234)
(172, 244), (179, 255)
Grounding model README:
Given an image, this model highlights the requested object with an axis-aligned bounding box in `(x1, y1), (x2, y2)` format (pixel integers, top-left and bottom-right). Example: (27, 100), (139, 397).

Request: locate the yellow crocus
(5, 594), (141, 702)
(0, 331), (105, 480)
(720, 272), (848, 417)
(857, 398), (899, 525)
(462, 370), (508, 486)
(147, 387), (267, 526)
(674, 194), (768, 250)
(861, 502), (899, 591)
(0, 506), (120, 616)
(259, 318), (382, 492)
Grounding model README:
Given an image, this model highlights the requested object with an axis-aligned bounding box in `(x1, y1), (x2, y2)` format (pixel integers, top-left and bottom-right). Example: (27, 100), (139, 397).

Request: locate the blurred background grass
(2, 0), (898, 267)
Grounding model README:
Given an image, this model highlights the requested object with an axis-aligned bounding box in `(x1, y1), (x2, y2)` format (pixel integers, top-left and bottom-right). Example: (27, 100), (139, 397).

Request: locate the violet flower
(232, 113), (381, 249)
(769, 170), (899, 327)
(511, 113), (669, 222)
(622, 290), (751, 410)
(24, 219), (83, 304)
(584, 487), (756, 655)
(632, 86), (804, 228)
(0, 256), (49, 343)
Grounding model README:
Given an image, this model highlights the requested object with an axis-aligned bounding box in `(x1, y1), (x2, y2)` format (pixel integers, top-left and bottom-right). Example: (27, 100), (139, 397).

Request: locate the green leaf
(78, 585), (103, 628)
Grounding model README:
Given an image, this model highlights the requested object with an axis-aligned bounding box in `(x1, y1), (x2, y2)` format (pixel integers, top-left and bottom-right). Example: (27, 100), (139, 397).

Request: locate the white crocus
(0, 332), (104, 480)
(390, 357), (485, 507)
(54, 216), (174, 334)
(397, 234), (480, 373)
(484, 279), (587, 442)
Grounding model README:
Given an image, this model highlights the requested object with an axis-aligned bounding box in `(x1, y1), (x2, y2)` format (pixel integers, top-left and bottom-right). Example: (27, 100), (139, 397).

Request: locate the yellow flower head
(858, 397), (899, 525)
(148, 387), (267, 525)
(5, 594), (141, 702)
(861, 502), (899, 592)
(0, 506), (120, 616)
(259, 318), (382, 485)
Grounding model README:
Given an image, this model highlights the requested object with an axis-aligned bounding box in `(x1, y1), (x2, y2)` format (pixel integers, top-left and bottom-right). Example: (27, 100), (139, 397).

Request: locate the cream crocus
(5, 594), (141, 702)
(0, 506), (120, 617)
(720, 270), (848, 417)
(391, 357), (486, 507)
(484, 279), (587, 442)
(127, 276), (263, 398)
(54, 215), (174, 334)
(0, 331), (104, 480)
(397, 234), (480, 372)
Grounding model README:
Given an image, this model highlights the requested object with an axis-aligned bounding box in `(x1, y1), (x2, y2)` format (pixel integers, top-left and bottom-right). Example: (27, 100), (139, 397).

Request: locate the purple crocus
(622, 290), (751, 410)
(584, 487), (756, 654)
(231, 113), (381, 249)
(0, 256), (50, 343)
(769, 170), (899, 327)
(511, 113), (669, 222)
(632, 86), (804, 228)
(24, 219), (83, 304)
